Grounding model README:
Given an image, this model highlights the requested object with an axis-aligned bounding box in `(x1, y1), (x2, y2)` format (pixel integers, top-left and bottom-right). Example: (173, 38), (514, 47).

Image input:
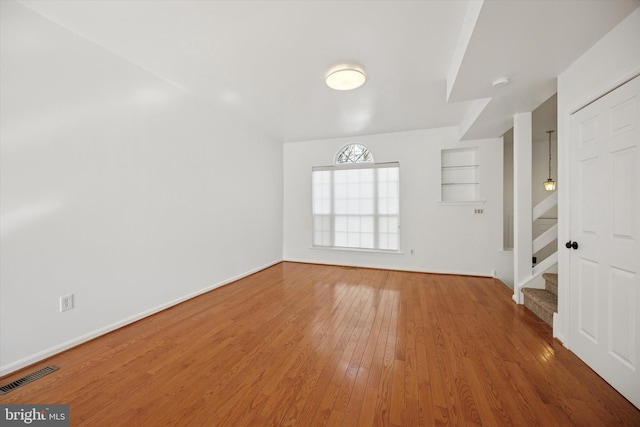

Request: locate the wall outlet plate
(60, 294), (74, 312)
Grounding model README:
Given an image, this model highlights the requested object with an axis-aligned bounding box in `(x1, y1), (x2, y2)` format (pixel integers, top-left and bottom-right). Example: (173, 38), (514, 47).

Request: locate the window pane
(361, 182), (374, 198)
(347, 232), (360, 248)
(378, 198), (388, 215)
(313, 170), (328, 183)
(387, 234), (398, 250)
(347, 199), (360, 214)
(359, 198), (373, 214)
(322, 231), (331, 245)
(347, 182), (360, 199)
(360, 168), (374, 182)
(379, 183), (388, 198)
(380, 198), (399, 215)
(312, 170), (332, 215)
(362, 216), (374, 232)
(361, 232), (374, 248)
(388, 216), (398, 231)
(347, 216), (360, 232)
(335, 199), (347, 214)
(311, 163), (399, 251)
(335, 170), (348, 184)
(314, 230), (329, 247)
(313, 214), (332, 246)
(379, 217), (388, 232)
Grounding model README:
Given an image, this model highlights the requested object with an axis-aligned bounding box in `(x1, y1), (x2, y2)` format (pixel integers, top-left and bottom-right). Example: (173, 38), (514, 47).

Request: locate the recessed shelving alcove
(440, 147), (484, 203)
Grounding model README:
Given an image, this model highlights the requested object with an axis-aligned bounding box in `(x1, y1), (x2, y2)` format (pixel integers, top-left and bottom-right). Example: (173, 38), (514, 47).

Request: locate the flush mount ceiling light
(491, 77), (510, 88)
(326, 68), (366, 91)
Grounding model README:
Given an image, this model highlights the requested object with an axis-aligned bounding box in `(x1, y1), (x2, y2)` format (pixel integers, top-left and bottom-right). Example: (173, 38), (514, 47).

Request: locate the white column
(513, 112), (532, 303)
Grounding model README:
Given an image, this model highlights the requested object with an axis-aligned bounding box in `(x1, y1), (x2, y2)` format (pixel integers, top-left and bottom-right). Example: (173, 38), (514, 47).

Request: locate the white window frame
(312, 161), (400, 252)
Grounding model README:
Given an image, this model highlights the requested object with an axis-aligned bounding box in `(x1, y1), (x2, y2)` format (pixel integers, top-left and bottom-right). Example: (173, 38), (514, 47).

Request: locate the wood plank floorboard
(1, 262), (639, 426)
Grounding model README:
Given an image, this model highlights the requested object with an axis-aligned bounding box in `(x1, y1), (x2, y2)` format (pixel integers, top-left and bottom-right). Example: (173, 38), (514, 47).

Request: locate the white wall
(283, 128), (508, 281)
(556, 6), (640, 344)
(502, 128), (513, 249)
(0, 1), (283, 374)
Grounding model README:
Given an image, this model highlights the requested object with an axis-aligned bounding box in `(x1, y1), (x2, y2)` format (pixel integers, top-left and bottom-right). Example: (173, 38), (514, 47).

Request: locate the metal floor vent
(0, 365), (59, 394)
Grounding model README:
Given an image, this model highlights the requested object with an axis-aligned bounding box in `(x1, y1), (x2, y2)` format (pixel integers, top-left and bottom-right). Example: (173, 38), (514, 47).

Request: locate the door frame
(557, 67), (640, 348)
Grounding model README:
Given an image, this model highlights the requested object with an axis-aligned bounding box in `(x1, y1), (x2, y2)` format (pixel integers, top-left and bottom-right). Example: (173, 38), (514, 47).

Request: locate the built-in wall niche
(440, 147), (483, 203)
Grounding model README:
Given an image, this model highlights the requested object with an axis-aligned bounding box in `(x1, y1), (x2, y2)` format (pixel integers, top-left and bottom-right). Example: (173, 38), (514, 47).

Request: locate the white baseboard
(512, 293), (521, 305)
(283, 257), (492, 278)
(0, 259), (282, 377)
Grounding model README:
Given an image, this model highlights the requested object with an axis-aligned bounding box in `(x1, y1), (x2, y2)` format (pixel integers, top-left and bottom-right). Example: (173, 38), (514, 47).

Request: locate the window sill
(310, 246), (404, 255)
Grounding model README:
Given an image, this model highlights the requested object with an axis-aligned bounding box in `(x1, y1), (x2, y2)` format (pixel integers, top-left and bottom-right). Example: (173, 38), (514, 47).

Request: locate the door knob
(565, 241), (578, 250)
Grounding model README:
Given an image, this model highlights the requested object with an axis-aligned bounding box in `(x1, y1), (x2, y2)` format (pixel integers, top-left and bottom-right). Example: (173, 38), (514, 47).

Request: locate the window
(335, 143), (374, 164)
(312, 144), (399, 251)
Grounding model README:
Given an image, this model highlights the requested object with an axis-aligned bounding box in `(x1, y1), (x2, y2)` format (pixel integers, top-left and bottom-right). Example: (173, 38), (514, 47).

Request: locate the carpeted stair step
(542, 273), (558, 296)
(522, 288), (557, 327)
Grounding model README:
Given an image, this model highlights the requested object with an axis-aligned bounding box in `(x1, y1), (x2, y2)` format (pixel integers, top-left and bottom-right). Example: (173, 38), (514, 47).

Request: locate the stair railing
(533, 191), (557, 221)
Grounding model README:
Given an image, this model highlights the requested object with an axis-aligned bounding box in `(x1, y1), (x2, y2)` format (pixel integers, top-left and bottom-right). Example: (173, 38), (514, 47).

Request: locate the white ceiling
(15, 0), (640, 143)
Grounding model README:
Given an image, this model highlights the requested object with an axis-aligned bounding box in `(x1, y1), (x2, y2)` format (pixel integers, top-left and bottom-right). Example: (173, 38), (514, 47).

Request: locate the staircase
(522, 273), (557, 326)
(513, 191), (558, 310)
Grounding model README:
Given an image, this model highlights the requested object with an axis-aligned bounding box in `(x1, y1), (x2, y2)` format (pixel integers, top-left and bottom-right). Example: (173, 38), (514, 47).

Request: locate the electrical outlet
(474, 208), (484, 214)
(60, 294), (74, 312)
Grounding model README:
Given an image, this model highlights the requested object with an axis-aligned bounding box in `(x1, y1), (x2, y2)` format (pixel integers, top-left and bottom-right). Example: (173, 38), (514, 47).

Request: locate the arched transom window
(335, 143), (374, 164)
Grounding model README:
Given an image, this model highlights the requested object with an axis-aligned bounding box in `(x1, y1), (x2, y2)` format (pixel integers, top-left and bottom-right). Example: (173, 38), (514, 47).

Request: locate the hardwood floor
(1, 262), (639, 426)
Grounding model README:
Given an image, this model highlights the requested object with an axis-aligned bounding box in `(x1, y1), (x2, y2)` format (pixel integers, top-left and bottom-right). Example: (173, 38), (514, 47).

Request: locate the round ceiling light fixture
(326, 68), (366, 91)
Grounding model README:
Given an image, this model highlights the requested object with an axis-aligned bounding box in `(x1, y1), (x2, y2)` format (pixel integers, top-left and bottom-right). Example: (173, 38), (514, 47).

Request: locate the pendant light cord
(547, 130), (553, 180)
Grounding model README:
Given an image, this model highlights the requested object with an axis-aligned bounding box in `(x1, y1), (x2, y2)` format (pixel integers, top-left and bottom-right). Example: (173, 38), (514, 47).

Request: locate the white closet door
(570, 75), (640, 409)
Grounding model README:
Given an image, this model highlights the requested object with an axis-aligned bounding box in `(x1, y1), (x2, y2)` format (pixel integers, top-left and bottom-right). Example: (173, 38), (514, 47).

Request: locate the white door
(570, 75), (640, 409)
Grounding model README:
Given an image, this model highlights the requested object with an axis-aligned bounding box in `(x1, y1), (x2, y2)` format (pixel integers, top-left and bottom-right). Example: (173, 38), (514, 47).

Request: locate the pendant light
(544, 130), (556, 191)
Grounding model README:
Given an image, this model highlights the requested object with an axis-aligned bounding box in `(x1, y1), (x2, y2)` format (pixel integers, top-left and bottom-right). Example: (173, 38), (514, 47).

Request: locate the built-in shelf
(441, 147), (480, 202)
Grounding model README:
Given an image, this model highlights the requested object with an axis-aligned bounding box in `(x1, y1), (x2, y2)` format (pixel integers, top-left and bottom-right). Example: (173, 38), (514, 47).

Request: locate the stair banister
(533, 191), (558, 221)
(533, 223), (558, 253)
